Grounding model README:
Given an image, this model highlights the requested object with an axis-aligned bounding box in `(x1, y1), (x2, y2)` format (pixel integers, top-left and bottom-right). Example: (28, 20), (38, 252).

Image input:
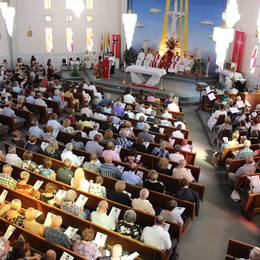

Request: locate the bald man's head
(97, 200), (109, 213)
(43, 250), (56, 260)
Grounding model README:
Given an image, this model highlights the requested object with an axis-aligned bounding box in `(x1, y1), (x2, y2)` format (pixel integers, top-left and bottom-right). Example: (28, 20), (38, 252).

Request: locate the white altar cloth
(125, 65), (166, 87)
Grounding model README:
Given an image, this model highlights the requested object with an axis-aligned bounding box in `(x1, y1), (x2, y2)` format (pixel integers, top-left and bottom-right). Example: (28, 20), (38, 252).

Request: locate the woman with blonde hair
(71, 168), (90, 191)
(44, 139), (61, 159)
(155, 157), (171, 175)
(0, 199), (22, 223)
(61, 118), (75, 134)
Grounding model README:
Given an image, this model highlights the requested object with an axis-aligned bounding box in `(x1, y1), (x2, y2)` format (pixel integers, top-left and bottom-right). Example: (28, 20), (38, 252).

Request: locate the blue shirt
(100, 164), (122, 179)
(26, 96), (35, 104)
(121, 170), (143, 186)
(28, 126), (44, 137)
(44, 227), (71, 249)
(2, 107), (16, 118)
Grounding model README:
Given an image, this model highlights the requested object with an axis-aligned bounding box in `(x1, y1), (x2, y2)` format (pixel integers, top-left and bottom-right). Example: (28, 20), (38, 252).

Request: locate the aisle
(178, 107), (259, 260)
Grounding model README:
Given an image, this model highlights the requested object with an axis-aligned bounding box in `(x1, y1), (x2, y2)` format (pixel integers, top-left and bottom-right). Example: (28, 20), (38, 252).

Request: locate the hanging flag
(250, 45), (258, 74)
(101, 33), (103, 53)
(107, 32), (111, 53)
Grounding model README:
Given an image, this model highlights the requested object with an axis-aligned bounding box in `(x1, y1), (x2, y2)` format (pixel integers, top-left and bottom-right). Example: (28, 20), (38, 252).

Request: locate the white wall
(11, 0), (126, 67)
(227, 0), (260, 88)
(0, 8), (11, 66)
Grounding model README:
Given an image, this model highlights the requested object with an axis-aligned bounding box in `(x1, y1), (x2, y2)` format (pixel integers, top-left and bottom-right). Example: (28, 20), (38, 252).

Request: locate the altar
(125, 65), (166, 88)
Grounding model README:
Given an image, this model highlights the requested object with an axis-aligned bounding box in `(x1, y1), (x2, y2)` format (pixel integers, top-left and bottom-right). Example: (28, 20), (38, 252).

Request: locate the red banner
(232, 31), (246, 72)
(102, 58), (110, 79)
(112, 34), (121, 59)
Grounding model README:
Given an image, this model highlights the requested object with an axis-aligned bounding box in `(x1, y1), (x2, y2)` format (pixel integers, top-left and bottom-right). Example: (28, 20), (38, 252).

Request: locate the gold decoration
(27, 27), (32, 37)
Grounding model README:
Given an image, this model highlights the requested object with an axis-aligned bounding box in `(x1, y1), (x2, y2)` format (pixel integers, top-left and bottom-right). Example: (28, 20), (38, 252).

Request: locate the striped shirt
(99, 164), (122, 179)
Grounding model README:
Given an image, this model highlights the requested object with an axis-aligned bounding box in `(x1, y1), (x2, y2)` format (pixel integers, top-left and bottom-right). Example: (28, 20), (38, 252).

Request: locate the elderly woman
(72, 228), (100, 260)
(39, 158), (56, 180)
(0, 199), (22, 223)
(57, 189), (82, 217)
(23, 207), (45, 236)
(143, 170), (165, 193)
(132, 188), (155, 216)
(160, 199), (184, 226)
(89, 175), (106, 198)
(82, 153), (101, 173)
(16, 171), (40, 199)
(116, 209), (143, 241)
(155, 157), (171, 175)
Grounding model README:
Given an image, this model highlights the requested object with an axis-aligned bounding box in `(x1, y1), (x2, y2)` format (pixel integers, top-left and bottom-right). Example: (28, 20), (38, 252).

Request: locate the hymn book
(207, 93), (216, 101)
(108, 206), (121, 221)
(40, 142), (49, 152)
(75, 194), (88, 208)
(60, 252), (74, 260)
(32, 180), (44, 191)
(0, 189), (8, 202)
(44, 212), (56, 227)
(3, 225), (16, 241)
(94, 232), (107, 248)
(64, 226), (79, 239)
(173, 207), (185, 215)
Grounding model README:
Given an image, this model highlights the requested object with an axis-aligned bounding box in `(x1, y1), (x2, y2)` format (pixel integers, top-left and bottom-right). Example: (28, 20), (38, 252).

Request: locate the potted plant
(123, 47), (135, 66)
(192, 58), (206, 77)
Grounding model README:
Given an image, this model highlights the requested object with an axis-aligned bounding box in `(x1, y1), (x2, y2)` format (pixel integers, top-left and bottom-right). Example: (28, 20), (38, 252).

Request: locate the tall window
(45, 28), (53, 52)
(87, 0), (93, 10)
(66, 28), (74, 52)
(65, 0), (71, 9)
(44, 0), (51, 9)
(86, 28), (93, 51)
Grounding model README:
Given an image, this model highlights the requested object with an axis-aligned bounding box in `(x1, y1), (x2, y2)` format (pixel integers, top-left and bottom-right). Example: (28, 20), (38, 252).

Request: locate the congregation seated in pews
(0, 57), (207, 258)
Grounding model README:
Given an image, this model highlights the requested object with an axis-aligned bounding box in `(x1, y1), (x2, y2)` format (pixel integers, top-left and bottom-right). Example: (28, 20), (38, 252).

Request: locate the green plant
(71, 65), (80, 77)
(124, 47), (135, 66)
(191, 59), (206, 74)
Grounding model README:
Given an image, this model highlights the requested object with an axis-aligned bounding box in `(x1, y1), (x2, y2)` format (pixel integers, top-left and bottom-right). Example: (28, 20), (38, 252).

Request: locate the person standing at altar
(83, 51), (92, 69)
(178, 53), (189, 74)
(94, 56), (103, 79)
(108, 52), (115, 75)
(159, 50), (173, 69)
(150, 50), (161, 68)
(168, 51), (181, 73)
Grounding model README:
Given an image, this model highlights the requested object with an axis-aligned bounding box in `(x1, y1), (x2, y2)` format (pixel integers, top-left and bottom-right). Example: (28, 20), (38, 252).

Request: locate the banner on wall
(232, 31), (245, 72)
(112, 34), (121, 59)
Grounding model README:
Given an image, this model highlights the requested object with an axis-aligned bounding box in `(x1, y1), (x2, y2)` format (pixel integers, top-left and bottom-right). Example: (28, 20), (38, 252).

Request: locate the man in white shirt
(35, 93), (47, 107)
(61, 143), (82, 167)
(141, 215), (172, 250)
(123, 92), (136, 104)
(161, 109), (172, 119)
(167, 101), (180, 113)
(90, 200), (116, 230)
(171, 124), (184, 139)
(5, 145), (23, 167)
(47, 113), (61, 130)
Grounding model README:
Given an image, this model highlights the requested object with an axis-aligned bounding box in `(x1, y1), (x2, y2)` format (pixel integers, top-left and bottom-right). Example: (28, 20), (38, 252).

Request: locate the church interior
(0, 0), (259, 259)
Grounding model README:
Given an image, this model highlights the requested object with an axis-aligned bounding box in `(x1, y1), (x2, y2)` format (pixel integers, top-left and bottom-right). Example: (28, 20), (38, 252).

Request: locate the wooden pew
(0, 217), (85, 259)
(0, 183), (168, 260)
(8, 144), (197, 220)
(228, 156), (260, 173)
(242, 192), (260, 220)
(24, 102), (48, 124)
(226, 239), (254, 260)
(0, 114), (24, 131)
(223, 144), (259, 160)
(53, 132), (203, 199)
(44, 99), (62, 116)
(12, 108), (34, 127)
(56, 130), (199, 179)
(8, 164), (182, 241)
